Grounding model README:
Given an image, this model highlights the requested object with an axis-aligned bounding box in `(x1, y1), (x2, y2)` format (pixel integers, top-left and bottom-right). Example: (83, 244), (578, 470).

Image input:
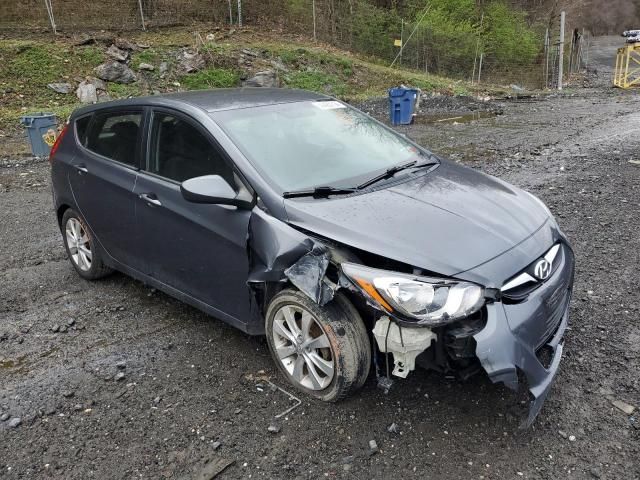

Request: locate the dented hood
(284, 160), (549, 276)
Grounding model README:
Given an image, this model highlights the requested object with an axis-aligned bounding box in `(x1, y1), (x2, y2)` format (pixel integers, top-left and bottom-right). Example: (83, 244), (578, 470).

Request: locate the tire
(265, 289), (371, 402)
(61, 208), (113, 280)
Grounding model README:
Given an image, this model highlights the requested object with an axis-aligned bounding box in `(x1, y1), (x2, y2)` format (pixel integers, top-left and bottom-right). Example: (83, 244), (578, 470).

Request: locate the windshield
(213, 100), (431, 192)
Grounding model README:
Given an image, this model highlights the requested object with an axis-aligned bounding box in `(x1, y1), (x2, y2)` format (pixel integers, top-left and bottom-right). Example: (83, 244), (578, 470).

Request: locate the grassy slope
(0, 27), (503, 134)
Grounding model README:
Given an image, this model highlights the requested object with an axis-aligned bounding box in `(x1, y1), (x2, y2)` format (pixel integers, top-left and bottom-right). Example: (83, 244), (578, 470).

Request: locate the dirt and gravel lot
(1, 76), (640, 478)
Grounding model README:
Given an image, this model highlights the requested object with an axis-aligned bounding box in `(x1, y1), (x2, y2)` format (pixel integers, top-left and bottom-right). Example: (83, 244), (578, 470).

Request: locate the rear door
(133, 108), (253, 326)
(68, 109), (143, 266)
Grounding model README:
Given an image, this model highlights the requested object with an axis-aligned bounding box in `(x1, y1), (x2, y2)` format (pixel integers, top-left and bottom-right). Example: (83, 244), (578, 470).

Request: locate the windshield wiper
(356, 160), (417, 190)
(357, 158), (438, 190)
(282, 185), (358, 199)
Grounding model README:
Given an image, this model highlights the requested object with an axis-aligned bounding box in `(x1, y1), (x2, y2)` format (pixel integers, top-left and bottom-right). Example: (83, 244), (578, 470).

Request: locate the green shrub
(130, 49), (160, 69)
(74, 46), (104, 68)
(180, 68), (239, 89)
(284, 70), (346, 95)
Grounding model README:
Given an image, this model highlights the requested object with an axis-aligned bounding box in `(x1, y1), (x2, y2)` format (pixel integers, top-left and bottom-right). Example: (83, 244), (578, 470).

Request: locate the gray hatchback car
(50, 88), (574, 425)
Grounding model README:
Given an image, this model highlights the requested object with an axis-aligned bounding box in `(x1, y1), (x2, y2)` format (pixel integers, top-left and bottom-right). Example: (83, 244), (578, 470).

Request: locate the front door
(133, 110), (252, 326)
(68, 110), (142, 266)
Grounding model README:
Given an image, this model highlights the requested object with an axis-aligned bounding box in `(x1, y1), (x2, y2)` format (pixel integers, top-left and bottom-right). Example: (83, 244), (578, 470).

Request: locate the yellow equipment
(614, 43), (640, 88)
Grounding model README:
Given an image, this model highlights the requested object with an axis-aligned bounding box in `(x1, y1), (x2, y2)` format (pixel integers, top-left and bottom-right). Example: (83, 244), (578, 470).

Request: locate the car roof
(72, 88), (331, 117)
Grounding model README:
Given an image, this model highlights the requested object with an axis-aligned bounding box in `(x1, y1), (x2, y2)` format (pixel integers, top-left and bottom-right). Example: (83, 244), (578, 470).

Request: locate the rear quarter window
(75, 115), (92, 146)
(84, 111), (142, 167)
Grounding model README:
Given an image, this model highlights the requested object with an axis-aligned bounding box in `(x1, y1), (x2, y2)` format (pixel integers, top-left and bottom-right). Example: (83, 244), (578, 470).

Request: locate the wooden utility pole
(558, 11), (565, 90)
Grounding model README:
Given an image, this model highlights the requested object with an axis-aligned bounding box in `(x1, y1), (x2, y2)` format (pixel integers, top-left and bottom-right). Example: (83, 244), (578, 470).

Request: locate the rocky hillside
(0, 27), (503, 135)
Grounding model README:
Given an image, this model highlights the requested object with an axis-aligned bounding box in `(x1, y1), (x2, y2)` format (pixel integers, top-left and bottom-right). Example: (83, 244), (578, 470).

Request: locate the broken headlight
(341, 263), (484, 326)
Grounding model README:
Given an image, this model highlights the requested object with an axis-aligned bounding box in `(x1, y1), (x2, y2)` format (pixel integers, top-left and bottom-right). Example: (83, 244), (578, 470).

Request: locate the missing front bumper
(474, 300), (569, 428)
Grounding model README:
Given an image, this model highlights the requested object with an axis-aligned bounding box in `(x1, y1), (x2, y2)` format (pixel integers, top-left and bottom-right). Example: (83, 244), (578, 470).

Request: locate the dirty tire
(265, 289), (371, 402)
(61, 208), (113, 280)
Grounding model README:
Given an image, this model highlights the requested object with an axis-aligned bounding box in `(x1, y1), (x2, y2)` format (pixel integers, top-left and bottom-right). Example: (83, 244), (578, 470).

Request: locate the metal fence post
(312, 0), (317, 42)
(137, 0), (146, 30)
(558, 11), (565, 90)
(44, 0), (57, 34)
(544, 28), (550, 88)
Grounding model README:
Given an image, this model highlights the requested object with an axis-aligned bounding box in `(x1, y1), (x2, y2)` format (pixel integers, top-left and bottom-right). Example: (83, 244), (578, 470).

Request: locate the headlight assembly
(341, 263), (484, 326)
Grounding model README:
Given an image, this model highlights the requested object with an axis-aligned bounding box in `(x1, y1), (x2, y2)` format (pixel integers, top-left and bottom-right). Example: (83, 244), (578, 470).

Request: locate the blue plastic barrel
(388, 87), (419, 125)
(20, 112), (58, 157)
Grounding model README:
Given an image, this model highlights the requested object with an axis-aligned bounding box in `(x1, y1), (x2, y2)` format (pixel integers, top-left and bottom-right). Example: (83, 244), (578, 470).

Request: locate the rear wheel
(265, 289), (371, 402)
(61, 209), (112, 280)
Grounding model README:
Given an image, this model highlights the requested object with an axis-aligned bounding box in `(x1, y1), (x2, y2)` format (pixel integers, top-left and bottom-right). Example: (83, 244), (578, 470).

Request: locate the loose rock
(138, 63), (154, 71)
(106, 44), (128, 62)
(368, 439), (379, 455)
(95, 62), (137, 84)
(7, 417), (22, 428)
(0, 412), (9, 421)
(114, 372), (126, 381)
(612, 399), (636, 415)
(47, 83), (72, 94)
(242, 70), (279, 88)
(178, 51), (205, 73)
(76, 81), (97, 104)
(267, 423), (281, 433)
(114, 38), (138, 51)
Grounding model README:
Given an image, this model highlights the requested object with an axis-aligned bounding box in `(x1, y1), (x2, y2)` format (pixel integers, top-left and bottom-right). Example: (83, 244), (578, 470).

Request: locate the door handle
(139, 193), (162, 207)
(74, 164), (88, 174)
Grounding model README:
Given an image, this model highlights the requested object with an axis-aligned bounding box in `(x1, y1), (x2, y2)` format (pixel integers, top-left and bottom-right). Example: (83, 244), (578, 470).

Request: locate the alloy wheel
(272, 304), (335, 390)
(65, 217), (92, 271)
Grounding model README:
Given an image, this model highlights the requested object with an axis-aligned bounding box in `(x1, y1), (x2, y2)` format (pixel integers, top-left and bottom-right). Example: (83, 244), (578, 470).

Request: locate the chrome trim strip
(501, 272), (536, 292)
(501, 243), (561, 292)
(544, 244), (560, 264)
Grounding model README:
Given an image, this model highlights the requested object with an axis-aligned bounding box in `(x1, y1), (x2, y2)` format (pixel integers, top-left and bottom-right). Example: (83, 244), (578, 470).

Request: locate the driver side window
(148, 112), (234, 184)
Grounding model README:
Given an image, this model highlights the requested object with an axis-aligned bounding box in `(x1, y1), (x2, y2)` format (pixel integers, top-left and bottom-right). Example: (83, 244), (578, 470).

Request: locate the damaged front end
(246, 205), (574, 427)
(340, 240), (574, 428)
(474, 241), (574, 427)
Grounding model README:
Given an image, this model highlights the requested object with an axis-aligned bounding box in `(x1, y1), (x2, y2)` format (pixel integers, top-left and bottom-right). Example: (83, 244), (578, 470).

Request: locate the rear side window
(147, 112), (234, 184)
(75, 115), (91, 146)
(85, 111), (142, 167)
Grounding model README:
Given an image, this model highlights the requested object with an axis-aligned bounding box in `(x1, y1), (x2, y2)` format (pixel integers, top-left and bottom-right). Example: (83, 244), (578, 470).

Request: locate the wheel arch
(56, 204), (71, 229)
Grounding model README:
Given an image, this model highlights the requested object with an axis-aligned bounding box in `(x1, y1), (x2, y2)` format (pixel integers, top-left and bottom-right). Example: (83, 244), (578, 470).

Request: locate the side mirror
(180, 175), (253, 209)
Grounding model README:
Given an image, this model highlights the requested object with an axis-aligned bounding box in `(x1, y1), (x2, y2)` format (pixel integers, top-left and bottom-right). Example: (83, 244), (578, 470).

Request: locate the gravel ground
(2, 80), (640, 478)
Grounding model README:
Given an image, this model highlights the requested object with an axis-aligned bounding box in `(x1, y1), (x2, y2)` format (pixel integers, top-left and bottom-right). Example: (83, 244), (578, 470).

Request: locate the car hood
(283, 160), (550, 279)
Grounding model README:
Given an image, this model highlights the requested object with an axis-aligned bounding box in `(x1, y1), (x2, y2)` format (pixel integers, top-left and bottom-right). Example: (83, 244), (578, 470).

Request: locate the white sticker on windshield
(313, 101), (346, 110)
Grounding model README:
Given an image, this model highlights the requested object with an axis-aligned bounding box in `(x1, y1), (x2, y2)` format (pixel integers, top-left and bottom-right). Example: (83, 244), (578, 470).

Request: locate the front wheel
(265, 289), (371, 402)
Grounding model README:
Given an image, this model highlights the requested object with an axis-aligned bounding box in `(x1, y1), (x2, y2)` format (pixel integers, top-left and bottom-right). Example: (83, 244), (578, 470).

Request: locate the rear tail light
(49, 123), (69, 163)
